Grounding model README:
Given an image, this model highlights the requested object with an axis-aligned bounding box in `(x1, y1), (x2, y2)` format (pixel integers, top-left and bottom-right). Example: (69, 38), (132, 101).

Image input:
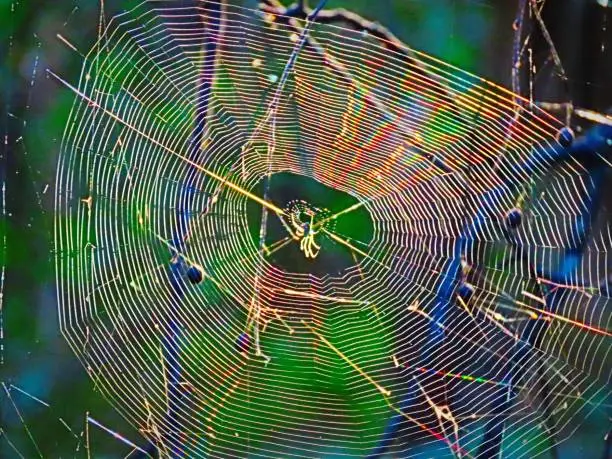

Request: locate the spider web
(5, 1), (610, 458)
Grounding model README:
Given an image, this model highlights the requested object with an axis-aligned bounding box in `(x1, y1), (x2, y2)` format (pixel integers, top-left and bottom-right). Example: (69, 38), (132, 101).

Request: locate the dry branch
(258, 0), (453, 172)
(260, 0), (453, 103)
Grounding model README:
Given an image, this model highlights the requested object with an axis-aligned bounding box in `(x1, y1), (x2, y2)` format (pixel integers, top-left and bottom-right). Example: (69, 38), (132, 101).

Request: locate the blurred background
(1, 0), (611, 457)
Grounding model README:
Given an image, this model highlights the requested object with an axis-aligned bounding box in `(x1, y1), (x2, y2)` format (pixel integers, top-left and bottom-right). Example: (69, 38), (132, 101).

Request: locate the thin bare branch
(260, 0), (454, 104)
(258, 0), (453, 173)
(536, 102), (612, 127)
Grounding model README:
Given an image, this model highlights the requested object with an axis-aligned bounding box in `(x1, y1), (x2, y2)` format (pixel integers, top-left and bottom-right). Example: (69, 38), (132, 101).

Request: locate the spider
(290, 209), (321, 259)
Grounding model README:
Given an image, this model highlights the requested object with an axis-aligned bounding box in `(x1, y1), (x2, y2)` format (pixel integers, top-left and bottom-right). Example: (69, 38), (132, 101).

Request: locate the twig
(248, 0), (328, 365)
(258, 0), (453, 173)
(536, 102), (612, 127)
(512, 0), (528, 98)
(162, 1), (225, 457)
(260, 0), (453, 103)
(529, 0), (568, 87)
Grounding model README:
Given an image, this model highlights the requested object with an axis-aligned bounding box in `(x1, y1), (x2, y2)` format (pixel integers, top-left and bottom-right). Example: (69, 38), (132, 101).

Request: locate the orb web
(54, 2), (612, 458)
